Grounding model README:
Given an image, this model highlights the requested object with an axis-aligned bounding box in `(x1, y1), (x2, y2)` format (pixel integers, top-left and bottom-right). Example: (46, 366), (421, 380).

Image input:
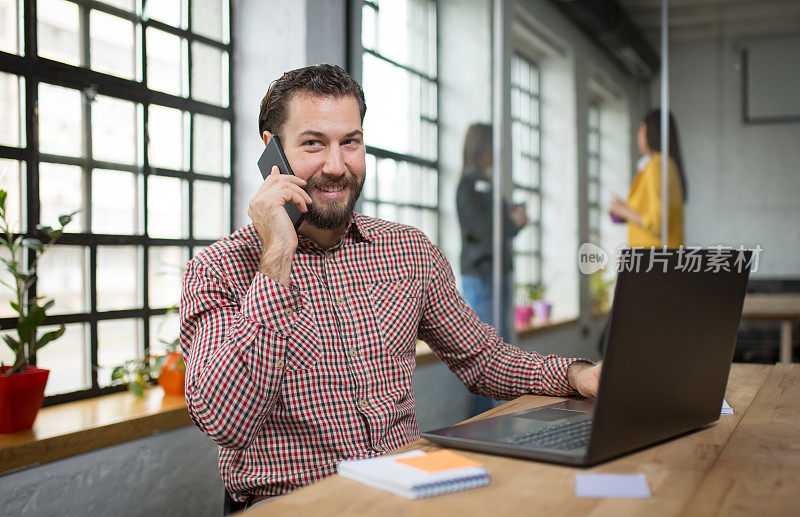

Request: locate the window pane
(39, 323), (89, 395)
(100, 0), (134, 10)
(193, 180), (229, 239)
(370, 0), (436, 75)
(146, 28), (184, 96)
(90, 10), (136, 80)
(0, 158), (24, 232)
(0, 71), (23, 147)
(0, 0), (21, 54)
(37, 245), (87, 314)
(97, 318), (141, 387)
(0, 247), (16, 318)
(37, 0), (80, 66)
(39, 162), (85, 232)
(148, 105), (186, 170)
(362, 55), (435, 160)
(192, 0), (228, 42)
(148, 246), (185, 308)
(193, 114), (229, 176)
(146, 0), (183, 27)
(147, 175), (187, 238)
(92, 95), (137, 165)
(92, 169), (139, 234)
(38, 83), (83, 157)
(150, 311), (179, 357)
(191, 42), (228, 106)
(97, 245), (140, 311)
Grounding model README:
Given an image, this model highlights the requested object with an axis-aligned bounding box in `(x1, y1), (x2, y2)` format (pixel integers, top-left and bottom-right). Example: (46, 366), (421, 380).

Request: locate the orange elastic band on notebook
(394, 450), (483, 472)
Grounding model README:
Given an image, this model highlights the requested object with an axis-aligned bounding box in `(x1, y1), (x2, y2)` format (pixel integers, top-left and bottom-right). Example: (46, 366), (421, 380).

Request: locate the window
(355, 0), (439, 243)
(587, 102), (601, 244)
(510, 53), (542, 294)
(0, 0), (232, 404)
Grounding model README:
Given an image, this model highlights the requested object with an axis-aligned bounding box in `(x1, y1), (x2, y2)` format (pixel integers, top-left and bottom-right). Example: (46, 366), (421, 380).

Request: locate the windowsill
(0, 386), (190, 475)
(0, 343), (442, 474)
(515, 317), (580, 339)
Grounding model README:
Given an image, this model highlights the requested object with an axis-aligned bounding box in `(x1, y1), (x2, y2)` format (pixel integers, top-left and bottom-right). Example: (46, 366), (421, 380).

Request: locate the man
(180, 64), (601, 506)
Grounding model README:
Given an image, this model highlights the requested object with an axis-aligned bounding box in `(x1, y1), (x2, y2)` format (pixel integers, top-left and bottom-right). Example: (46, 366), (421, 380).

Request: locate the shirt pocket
(285, 307), (320, 370)
(367, 278), (423, 357)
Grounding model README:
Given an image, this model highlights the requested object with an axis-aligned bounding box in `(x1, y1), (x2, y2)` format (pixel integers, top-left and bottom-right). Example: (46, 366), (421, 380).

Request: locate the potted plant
(514, 284), (534, 329)
(589, 271), (614, 315)
(0, 189), (76, 433)
(110, 307), (185, 397)
(529, 283), (552, 322)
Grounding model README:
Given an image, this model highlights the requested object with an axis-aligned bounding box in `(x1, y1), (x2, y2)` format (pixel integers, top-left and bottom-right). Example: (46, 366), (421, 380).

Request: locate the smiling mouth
(314, 185), (348, 198)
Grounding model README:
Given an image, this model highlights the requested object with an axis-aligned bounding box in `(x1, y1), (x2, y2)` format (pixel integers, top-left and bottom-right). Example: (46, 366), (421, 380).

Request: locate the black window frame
(587, 101), (601, 244)
(349, 0), (440, 244)
(0, 0), (234, 405)
(510, 51), (543, 293)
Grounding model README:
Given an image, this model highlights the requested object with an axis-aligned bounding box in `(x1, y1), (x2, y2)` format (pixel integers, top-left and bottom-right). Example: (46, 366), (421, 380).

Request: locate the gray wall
(655, 36), (800, 278)
(0, 426), (221, 517)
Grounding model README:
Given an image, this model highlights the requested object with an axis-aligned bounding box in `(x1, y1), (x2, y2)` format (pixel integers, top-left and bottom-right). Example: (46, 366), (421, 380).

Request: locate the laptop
(422, 247), (753, 466)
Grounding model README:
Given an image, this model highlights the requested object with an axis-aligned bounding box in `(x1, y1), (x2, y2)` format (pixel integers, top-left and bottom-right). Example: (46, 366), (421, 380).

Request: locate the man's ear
(262, 130), (274, 146)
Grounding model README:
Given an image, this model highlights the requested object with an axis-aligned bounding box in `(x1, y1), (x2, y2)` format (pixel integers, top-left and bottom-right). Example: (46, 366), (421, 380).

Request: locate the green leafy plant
(589, 271), (614, 312)
(109, 306), (184, 397)
(0, 189), (77, 375)
(527, 283), (545, 302)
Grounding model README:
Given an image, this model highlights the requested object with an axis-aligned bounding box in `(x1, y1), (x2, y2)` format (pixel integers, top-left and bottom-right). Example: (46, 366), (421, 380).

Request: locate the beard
(303, 172), (364, 230)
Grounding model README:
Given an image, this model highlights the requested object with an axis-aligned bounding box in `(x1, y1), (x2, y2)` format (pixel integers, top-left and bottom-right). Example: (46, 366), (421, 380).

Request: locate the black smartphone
(257, 135), (307, 230)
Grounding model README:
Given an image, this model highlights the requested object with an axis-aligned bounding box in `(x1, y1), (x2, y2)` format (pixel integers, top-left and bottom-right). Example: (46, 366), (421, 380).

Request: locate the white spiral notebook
(337, 449), (490, 499)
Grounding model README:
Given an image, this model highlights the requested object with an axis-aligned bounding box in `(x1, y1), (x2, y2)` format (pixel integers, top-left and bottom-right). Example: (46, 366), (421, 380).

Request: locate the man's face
(265, 93), (366, 230)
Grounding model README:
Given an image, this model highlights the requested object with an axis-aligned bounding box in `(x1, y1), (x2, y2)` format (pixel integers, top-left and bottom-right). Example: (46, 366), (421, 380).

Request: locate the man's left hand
(567, 362), (602, 398)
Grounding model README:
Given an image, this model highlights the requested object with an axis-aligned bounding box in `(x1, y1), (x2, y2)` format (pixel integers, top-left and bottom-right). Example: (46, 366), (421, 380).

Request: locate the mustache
(305, 174), (359, 191)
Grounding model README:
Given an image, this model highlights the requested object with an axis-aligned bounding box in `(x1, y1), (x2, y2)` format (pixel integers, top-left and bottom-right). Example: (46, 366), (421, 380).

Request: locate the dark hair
(258, 64), (367, 138)
(462, 123), (493, 178)
(643, 109), (688, 202)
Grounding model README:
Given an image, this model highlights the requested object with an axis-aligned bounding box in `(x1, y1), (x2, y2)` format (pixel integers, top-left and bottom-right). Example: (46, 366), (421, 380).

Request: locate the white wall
(655, 36), (800, 278)
(232, 0), (308, 229)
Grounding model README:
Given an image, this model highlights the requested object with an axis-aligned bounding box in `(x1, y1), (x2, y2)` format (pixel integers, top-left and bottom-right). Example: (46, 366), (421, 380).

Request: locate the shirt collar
(296, 213), (374, 254)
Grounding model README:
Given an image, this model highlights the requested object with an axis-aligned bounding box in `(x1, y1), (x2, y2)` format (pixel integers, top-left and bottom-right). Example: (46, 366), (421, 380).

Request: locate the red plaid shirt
(180, 214), (583, 501)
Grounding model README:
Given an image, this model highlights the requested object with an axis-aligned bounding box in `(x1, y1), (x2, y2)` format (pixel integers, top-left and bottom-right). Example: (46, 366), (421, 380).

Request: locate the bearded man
(180, 64), (600, 509)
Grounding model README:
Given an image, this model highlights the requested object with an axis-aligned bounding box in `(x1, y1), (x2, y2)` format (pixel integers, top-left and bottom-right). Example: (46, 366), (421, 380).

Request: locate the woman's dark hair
(462, 123), (493, 178)
(643, 109), (688, 201)
(258, 64), (367, 138)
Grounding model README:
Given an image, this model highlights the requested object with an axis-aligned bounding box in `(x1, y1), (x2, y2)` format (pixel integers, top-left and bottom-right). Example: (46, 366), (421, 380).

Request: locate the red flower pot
(0, 366), (49, 433)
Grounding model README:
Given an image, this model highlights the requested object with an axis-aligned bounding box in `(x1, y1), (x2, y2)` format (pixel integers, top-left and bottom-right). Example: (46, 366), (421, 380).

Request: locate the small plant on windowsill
(0, 189), (78, 432)
(589, 271), (614, 315)
(528, 283), (552, 322)
(109, 306), (185, 398)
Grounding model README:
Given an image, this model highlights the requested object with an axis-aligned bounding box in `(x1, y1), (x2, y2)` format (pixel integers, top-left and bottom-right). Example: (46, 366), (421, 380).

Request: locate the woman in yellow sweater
(610, 109), (687, 248)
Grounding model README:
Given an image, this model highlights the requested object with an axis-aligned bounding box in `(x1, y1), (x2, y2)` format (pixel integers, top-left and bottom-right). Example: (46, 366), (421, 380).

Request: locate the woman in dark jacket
(457, 123), (528, 413)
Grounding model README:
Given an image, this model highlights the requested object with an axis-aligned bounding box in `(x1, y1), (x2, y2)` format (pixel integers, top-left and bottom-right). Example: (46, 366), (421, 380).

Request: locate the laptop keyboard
(503, 418), (593, 451)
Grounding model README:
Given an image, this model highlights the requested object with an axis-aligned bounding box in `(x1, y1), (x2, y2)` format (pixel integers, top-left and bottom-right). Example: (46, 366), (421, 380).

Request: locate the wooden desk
(246, 364), (800, 516)
(741, 293), (800, 363)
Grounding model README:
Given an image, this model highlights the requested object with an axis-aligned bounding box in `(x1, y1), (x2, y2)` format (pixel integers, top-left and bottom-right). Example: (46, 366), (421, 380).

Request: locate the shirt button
(359, 399), (369, 408)
(275, 360), (284, 369)
(284, 308), (294, 317)
(393, 283), (403, 291)
(336, 296), (345, 307)
(325, 251), (332, 259)
(348, 347), (358, 357)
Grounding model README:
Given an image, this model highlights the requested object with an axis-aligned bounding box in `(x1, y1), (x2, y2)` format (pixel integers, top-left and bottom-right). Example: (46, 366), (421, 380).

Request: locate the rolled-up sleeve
(417, 242), (587, 398)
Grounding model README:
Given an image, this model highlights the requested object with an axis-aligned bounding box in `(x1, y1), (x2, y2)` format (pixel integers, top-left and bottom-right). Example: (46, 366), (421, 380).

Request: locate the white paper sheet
(721, 399), (733, 415)
(575, 473), (651, 499)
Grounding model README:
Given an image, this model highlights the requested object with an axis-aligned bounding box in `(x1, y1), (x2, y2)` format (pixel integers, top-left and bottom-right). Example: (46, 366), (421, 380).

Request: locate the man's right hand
(247, 166), (312, 285)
